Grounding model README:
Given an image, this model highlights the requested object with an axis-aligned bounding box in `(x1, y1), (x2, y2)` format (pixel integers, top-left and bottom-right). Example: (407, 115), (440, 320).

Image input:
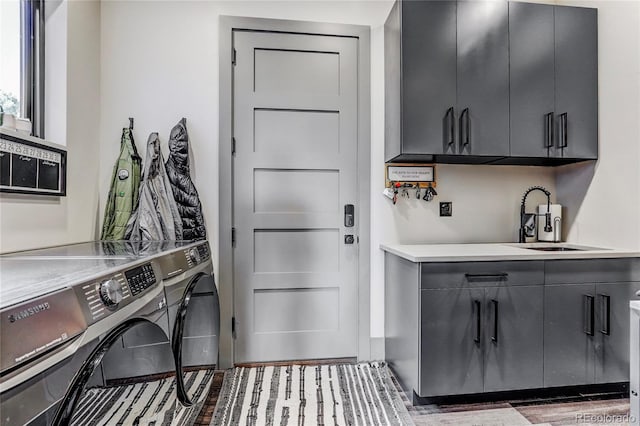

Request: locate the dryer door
(172, 272), (220, 407)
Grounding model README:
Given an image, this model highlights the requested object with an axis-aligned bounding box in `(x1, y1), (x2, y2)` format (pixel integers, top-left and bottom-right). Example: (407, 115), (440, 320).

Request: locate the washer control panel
(184, 242), (211, 268)
(74, 261), (159, 324)
(124, 263), (156, 296)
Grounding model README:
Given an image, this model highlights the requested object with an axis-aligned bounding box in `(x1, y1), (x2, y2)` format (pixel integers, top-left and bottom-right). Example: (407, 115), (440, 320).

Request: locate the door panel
(595, 282), (640, 383)
(484, 285), (544, 392)
(401, 0), (457, 155)
(509, 2), (556, 158)
(544, 284), (596, 387)
(233, 31), (358, 363)
(457, 1), (509, 156)
(419, 288), (484, 397)
(555, 6), (598, 159)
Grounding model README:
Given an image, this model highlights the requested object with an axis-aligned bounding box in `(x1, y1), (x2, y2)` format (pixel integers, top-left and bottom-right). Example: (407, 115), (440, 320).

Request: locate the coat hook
(129, 117), (134, 130)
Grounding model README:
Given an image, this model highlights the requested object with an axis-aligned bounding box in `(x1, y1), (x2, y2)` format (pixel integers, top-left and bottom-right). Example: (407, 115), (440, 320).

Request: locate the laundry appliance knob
(99, 279), (123, 307)
(188, 248), (201, 264)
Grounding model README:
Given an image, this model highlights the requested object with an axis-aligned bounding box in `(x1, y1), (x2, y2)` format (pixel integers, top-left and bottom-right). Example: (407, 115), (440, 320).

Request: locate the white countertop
(380, 242), (640, 263)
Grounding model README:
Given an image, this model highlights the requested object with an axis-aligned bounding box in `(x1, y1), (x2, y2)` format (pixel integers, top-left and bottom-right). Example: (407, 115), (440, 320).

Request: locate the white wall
(0, 0), (101, 253)
(556, 0), (640, 251)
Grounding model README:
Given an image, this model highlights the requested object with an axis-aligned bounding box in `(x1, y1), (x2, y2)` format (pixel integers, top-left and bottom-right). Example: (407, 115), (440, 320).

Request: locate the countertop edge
(380, 244), (640, 263)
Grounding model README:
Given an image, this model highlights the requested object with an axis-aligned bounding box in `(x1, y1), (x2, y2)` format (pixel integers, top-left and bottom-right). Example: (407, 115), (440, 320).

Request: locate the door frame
(218, 16), (371, 368)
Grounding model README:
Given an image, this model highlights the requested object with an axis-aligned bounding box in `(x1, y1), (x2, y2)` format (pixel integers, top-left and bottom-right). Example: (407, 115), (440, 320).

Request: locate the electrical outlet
(440, 202), (452, 217)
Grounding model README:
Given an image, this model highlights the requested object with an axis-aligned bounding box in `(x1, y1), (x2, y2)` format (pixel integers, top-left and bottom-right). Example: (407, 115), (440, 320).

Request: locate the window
(0, 0), (45, 137)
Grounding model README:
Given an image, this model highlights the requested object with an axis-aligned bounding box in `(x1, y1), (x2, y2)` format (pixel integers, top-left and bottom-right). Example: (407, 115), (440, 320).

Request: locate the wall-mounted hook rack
(385, 163), (436, 189)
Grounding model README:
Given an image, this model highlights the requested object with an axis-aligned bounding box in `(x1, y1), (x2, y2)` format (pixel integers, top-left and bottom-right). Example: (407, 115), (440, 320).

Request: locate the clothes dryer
(155, 241), (219, 406)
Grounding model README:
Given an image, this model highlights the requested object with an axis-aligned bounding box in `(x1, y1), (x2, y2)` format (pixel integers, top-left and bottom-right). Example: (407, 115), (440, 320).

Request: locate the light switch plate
(440, 202), (452, 217)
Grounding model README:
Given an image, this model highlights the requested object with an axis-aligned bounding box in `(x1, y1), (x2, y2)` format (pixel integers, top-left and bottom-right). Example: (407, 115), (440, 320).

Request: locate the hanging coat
(125, 133), (183, 241)
(100, 127), (142, 240)
(165, 118), (207, 241)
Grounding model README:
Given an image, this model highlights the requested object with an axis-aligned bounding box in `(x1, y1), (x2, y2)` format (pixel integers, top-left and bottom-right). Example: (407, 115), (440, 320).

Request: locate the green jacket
(100, 128), (142, 240)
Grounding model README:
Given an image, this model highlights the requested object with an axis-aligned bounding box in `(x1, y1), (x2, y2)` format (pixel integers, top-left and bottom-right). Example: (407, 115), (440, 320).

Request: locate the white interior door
(232, 30), (359, 363)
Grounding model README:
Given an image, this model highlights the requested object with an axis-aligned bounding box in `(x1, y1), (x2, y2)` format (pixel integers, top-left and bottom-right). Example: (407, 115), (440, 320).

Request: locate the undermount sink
(525, 246), (584, 252)
(506, 243), (608, 252)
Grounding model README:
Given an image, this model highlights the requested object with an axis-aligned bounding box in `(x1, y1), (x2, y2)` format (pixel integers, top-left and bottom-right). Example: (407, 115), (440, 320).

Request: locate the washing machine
(0, 251), (172, 425)
(155, 241), (219, 407)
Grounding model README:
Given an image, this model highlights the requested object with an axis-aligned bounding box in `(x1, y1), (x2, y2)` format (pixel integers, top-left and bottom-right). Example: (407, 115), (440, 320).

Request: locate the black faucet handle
(544, 212), (553, 233)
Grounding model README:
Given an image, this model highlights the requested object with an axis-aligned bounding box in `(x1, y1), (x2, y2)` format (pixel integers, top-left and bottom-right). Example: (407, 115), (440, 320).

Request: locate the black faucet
(519, 186), (552, 243)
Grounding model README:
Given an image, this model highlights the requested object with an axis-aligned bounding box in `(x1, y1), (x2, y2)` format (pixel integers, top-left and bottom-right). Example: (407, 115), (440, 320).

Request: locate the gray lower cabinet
(420, 288), (484, 396)
(544, 283), (597, 387)
(595, 282), (640, 383)
(386, 254), (640, 400)
(484, 285), (544, 392)
(544, 282), (640, 387)
(420, 286), (544, 396)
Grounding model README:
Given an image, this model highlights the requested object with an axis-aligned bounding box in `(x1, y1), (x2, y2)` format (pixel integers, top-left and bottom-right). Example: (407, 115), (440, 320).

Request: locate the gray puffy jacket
(125, 133), (183, 241)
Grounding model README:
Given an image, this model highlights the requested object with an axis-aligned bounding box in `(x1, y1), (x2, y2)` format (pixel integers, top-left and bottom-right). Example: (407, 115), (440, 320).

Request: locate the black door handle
(474, 299), (481, 344)
(545, 112), (554, 148)
(465, 273), (508, 280)
(460, 108), (470, 153)
(584, 294), (595, 336)
(446, 107), (455, 148)
(558, 112), (568, 148)
(599, 294), (611, 335)
(491, 299), (499, 344)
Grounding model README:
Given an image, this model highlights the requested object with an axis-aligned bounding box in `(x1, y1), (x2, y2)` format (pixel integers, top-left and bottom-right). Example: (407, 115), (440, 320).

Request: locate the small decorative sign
(0, 130), (66, 196)
(385, 163), (436, 188)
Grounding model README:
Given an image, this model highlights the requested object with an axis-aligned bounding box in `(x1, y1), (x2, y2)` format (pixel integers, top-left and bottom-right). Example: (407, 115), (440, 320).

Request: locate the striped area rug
(211, 362), (413, 426)
(70, 369), (214, 426)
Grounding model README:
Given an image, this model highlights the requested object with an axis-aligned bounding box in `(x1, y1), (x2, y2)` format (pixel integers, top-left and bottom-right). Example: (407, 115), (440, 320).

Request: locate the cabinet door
(456, 1), (509, 156)
(554, 6), (598, 159)
(484, 286), (544, 392)
(544, 284), (596, 387)
(419, 288), (484, 397)
(401, 1), (457, 156)
(509, 3), (556, 158)
(595, 282), (640, 384)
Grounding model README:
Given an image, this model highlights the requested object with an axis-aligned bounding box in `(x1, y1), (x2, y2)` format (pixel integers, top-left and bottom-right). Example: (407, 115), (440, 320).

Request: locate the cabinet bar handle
(600, 294), (611, 336)
(460, 108), (470, 152)
(584, 294), (595, 336)
(545, 112), (554, 148)
(446, 107), (455, 148)
(491, 299), (499, 344)
(559, 112), (568, 148)
(465, 273), (508, 280)
(474, 300), (481, 344)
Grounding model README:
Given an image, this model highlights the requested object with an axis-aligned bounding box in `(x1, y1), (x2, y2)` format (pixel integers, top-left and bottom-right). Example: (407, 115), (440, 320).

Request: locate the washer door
(52, 318), (176, 426)
(172, 272), (220, 407)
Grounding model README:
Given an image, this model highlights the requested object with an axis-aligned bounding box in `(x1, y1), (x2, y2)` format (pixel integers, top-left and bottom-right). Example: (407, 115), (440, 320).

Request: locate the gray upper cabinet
(555, 6), (598, 160)
(385, 0), (509, 163)
(456, 1), (509, 157)
(509, 2), (556, 158)
(385, 0), (598, 166)
(400, 1), (457, 157)
(510, 3), (598, 161)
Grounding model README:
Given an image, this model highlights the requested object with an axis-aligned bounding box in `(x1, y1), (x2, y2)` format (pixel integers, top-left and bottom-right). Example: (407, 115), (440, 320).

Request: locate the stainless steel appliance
(0, 241), (209, 425)
(155, 241), (219, 407)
